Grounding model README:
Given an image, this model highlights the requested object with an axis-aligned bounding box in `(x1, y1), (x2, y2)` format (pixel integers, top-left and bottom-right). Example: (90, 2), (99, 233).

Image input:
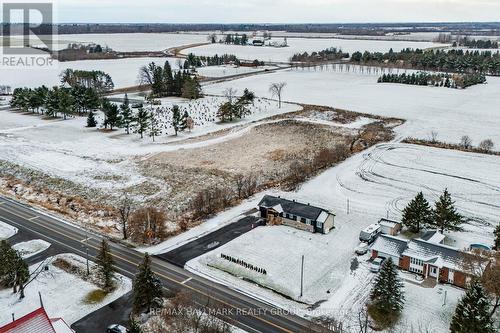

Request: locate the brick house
(371, 231), (474, 288)
(258, 195), (335, 234)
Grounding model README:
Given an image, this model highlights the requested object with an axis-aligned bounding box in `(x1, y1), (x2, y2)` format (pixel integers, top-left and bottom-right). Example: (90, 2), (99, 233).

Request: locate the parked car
(355, 242), (369, 255)
(131, 102), (143, 109)
(359, 223), (381, 244)
(370, 257), (386, 273)
(107, 324), (127, 333)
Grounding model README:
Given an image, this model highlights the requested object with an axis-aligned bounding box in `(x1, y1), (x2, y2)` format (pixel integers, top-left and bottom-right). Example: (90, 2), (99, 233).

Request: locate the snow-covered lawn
(0, 220), (18, 240)
(205, 66), (500, 145)
(12, 239), (51, 259)
(186, 38), (443, 62)
(0, 253), (132, 327)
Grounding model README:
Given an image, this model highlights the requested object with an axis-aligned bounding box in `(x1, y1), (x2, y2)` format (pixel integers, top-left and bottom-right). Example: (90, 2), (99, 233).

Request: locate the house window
(285, 213), (290, 219)
(300, 217), (306, 224)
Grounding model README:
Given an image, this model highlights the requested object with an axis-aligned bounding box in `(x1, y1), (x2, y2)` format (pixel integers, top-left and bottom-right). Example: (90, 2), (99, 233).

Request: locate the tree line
(291, 47), (349, 63)
(350, 48), (500, 75)
(10, 69), (114, 119)
(138, 61), (202, 99)
(453, 37), (499, 49)
(223, 33), (249, 45)
(184, 53), (264, 68)
(378, 72), (487, 89)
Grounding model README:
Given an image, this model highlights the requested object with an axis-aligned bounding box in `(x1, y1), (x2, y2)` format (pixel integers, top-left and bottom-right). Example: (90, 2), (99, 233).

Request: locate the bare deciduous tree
(429, 131), (439, 143)
(223, 87), (238, 104)
(460, 135), (472, 149)
(118, 194), (133, 240)
(269, 82), (287, 108)
(479, 138), (494, 152)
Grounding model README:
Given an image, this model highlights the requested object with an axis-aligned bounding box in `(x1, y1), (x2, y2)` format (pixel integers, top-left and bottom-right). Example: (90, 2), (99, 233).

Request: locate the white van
(359, 223), (381, 243)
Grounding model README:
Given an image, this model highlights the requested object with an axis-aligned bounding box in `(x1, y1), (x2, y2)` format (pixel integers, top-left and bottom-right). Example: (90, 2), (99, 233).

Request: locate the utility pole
(83, 226), (90, 276)
(300, 255), (304, 298)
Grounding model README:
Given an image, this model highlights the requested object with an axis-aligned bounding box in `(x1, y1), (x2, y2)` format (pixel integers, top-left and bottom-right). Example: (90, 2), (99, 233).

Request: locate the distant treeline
(351, 48), (500, 75)
(378, 72), (487, 89)
(453, 38), (499, 49)
(6, 22), (500, 36)
(291, 47), (349, 62)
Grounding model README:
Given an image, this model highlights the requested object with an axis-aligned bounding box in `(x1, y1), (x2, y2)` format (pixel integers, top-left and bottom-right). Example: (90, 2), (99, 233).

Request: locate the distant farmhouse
(258, 195), (335, 234)
(371, 230), (484, 288)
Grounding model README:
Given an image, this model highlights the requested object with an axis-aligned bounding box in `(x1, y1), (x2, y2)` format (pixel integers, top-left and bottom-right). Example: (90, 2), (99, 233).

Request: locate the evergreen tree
(0, 241), (29, 295)
(128, 319), (143, 333)
(86, 111), (97, 128)
(401, 192), (433, 233)
(431, 189), (463, 232)
(148, 109), (160, 142)
(493, 225), (500, 251)
(450, 280), (495, 333)
(370, 258), (404, 312)
(104, 102), (121, 130)
(181, 76), (202, 99)
(120, 94), (134, 134)
(95, 239), (115, 292)
(369, 258), (404, 327)
(133, 253), (163, 313)
(171, 105), (186, 135)
(58, 88), (75, 120)
(134, 108), (150, 139)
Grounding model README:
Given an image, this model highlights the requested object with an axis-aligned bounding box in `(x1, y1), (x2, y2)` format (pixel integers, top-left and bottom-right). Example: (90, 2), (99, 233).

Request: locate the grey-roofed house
(370, 233), (481, 288)
(258, 195), (335, 234)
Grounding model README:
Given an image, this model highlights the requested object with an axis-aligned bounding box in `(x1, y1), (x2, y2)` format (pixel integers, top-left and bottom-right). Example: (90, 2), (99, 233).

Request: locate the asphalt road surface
(0, 195), (323, 333)
(158, 215), (263, 267)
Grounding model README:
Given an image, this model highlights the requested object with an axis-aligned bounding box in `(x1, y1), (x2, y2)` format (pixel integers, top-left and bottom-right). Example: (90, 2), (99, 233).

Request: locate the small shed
(378, 218), (402, 236)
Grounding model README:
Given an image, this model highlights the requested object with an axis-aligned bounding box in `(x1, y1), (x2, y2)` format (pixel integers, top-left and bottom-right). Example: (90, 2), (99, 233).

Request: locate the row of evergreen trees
(291, 47), (350, 62)
(88, 95), (193, 139)
(139, 61), (202, 99)
(351, 48), (500, 75)
(378, 72), (487, 89)
(0, 240), (29, 297)
(185, 53), (241, 68)
(10, 85), (100, 119)
(401, 189), (463, 233)
(224, 33), (249, 45)
(453, 38), (499, 49)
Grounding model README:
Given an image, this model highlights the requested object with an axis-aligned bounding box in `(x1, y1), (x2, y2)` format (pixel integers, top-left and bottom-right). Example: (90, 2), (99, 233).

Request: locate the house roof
(0, 308), (56, 333)
(371, 234), (408, 258)
(420, 230), (446, 244)
(258, 195), (334, 221)
(403, 239), (464, 270)
(378, 218), (401, 228)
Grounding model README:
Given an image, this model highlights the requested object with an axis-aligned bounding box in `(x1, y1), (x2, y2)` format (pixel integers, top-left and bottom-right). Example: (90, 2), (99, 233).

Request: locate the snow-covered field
(6, 33), (209, 52)
(0, 253), (132, 326)
(12, 239), (51, 259)
(186, 38), (443, 62)
(205, 66), (500, 145)
(1, 56), (182, 89)
(0, 96), (298, 194)
(196, 64), (277, 78)
(0, 220), (17, 240)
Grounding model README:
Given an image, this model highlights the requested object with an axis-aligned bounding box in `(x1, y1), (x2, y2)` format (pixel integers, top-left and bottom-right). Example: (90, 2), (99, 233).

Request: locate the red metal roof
(0, 307), (57, 333)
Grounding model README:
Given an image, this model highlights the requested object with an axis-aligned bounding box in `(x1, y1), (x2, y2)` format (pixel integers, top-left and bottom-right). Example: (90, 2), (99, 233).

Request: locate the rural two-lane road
(0, 195), (322, 333)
